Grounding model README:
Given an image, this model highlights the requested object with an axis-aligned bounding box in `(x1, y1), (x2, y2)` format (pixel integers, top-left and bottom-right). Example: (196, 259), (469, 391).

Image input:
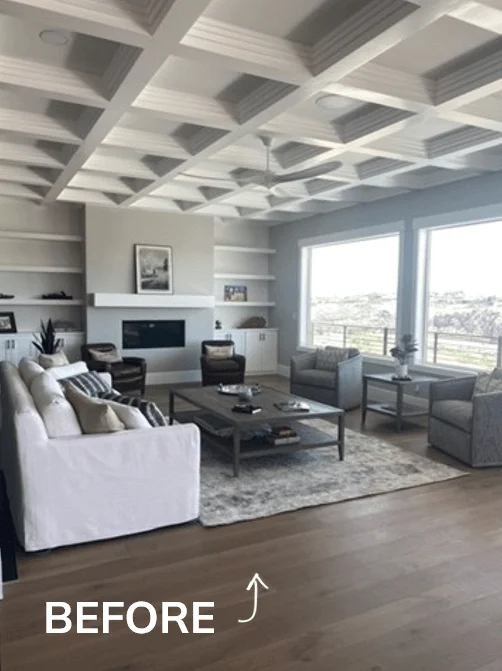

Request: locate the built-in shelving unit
(214, 273), (276, 281)
(0, 222), (85, 333)
(91, 293), (215, 309)
(215, 301), (276, 308)
(215, 245), (277, 255)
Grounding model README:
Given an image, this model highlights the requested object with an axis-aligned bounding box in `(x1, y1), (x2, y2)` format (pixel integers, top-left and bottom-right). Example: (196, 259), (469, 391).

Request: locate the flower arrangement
(390, 333), (419, 364)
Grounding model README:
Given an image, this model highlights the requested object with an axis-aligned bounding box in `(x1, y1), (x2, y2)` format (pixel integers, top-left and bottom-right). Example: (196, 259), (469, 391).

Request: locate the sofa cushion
(65, 384), (125, 434)
(60, 370), (110, 396)
(30, 372), (82, 438)
(205, 344), (234, 359)
(98, 391), (167, 427)
(88, 347), (123, 364)
(47, 361), (88, 381)
(431, 400), (473, 433)
(316, 347), (353, 371)
(38, 351), (70, 369)
(104, 400), (151, 429)
(18, 357), (44, 387)
(294, 368), (336, 389)
(204, 358), (240, 372)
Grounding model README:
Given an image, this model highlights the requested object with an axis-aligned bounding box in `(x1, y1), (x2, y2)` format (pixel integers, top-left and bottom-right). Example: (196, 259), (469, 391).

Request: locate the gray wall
(271, 170), (502, 368)
(85, 206), (215, 375)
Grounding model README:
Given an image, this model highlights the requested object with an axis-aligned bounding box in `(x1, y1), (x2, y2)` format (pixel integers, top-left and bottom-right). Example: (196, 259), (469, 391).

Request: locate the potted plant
(32, 318), (62, 355)
(390, 333), (418, 379)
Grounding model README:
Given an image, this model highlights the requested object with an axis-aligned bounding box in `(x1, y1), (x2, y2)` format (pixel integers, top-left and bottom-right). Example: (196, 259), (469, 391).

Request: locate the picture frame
(135, 244), (173, 294)
(0, 312), (16, 334)
(224, 285), (248, 302)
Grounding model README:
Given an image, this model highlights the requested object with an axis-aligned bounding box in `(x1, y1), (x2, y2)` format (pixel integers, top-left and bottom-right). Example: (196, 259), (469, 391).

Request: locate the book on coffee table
(274, 400), (310, 413)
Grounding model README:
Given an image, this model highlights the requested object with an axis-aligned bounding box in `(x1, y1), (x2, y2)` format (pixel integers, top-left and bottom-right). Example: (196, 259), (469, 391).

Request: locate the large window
(301, 233), (400, 356)
(421, 221), (502, 369)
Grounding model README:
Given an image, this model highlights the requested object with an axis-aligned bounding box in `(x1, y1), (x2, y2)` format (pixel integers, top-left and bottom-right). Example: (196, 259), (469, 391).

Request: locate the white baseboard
(146, 370), (201, 386)
(277, 364), (290, 378)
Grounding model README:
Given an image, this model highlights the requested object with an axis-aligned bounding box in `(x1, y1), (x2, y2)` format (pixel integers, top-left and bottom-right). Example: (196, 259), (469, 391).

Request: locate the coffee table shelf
(169, 385), (345, 476)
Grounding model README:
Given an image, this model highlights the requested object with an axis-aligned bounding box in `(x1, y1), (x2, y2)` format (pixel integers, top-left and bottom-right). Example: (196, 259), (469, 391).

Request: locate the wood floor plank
(2, 376), (502, 671)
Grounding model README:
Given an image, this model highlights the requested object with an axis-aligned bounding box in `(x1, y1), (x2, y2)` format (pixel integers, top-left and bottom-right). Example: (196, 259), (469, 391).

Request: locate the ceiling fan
(180, 136), (342, 194)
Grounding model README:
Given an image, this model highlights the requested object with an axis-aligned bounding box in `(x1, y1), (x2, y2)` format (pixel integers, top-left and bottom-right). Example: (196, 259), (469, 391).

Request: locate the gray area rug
(199, 419), (467, 527)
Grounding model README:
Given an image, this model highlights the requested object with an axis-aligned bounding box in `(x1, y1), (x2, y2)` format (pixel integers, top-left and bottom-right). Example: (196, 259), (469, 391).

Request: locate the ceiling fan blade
(272, 160), (342, 184)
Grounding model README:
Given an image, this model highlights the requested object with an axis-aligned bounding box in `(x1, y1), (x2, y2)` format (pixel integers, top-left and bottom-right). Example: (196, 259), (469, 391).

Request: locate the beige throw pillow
(475, 369), (502, 395)
(205, 344), (233, 359)
(39, 351), (70, 369)
(65, 384), (125, 434)
(88, 348), (123, 364)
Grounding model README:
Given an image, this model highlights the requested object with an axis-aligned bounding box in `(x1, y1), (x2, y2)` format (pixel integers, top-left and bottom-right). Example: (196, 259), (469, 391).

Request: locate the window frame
(298, 223), (405, 357)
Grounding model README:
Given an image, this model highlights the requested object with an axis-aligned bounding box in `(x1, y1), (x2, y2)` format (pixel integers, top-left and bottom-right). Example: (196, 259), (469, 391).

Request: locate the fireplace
(122, 320), (185, 349)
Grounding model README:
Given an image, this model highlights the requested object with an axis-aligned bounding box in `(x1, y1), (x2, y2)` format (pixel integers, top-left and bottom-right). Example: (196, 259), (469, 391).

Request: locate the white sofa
(0, 360), (200, 552)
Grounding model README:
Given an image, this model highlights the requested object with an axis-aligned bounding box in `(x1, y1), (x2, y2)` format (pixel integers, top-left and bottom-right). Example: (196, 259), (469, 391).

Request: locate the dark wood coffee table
(169, 386), (345, 477)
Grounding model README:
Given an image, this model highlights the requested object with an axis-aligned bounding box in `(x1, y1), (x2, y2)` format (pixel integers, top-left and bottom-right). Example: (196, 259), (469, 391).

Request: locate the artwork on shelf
(224, 285), (248, 302)
(135, 244), (173, 294)
(0, 312), (16, 334)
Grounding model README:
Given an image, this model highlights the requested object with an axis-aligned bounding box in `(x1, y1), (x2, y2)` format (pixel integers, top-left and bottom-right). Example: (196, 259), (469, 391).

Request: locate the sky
(311, 221), (502, 299)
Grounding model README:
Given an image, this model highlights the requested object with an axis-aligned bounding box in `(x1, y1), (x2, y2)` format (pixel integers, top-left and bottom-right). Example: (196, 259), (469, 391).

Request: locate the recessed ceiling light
(39, 29), (70, 46)
(315, 94), (345, 110)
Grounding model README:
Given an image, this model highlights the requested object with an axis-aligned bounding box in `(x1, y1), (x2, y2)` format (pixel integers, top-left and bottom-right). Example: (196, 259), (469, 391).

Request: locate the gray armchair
(429, 372), (502, 467)
(290, 347), (362, 410)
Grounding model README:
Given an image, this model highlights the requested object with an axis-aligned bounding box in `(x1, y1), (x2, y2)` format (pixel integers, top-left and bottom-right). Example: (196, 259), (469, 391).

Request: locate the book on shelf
(266, 435), (301, 446)
(266, 425), (300, 446)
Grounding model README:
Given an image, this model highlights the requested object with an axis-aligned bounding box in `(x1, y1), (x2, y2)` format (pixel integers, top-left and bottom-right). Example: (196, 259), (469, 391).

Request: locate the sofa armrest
(123, 357), (147, 372)
(472, 391), (502, 465)
(430, 376), (476, 405)
(291, 352), (317, 377)
(336, 354), (363, 409)
(233, 354), (246, 371)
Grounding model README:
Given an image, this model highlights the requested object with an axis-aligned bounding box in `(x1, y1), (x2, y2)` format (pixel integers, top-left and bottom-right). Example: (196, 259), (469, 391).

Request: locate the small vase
(238, 386), (254, 403)
(396, 363), (408, 379)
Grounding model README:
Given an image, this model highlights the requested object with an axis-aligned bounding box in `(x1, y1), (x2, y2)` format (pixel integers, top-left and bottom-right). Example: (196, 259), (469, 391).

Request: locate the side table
(361, 373), (438, 431)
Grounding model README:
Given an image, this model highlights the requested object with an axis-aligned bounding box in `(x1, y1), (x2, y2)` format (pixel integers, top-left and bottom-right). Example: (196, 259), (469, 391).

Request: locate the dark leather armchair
(200, 340), (246, 386)
(81, 343), (147, 395)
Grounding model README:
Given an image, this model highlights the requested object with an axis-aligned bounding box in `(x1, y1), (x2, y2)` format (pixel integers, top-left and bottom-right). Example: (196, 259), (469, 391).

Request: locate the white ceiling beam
(0, 0), (152, 48)
(132, 87), (237, 131)
(261, 113), (342, 147)
(0, 163), (54, 186)
(102, 127), (190, 160)
(0, 140), (64, 168)
(0, 55), (106, 107)
(0, 108), (81, 144)
(44, 0), (214, 203)
(178, 17), (312, 85)
(123, 0), (459, 207)
(435, 48), (502, 109)
(0, 181), (43, 200)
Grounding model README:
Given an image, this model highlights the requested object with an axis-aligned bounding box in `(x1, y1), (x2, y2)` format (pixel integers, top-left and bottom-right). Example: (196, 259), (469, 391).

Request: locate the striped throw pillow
(61, 371), (111, 397)
(97, 391), (167, 427)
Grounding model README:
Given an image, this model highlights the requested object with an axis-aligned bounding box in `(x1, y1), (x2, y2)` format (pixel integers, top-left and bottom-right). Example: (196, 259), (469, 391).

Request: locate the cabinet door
(229, 330), (246, 356)
(245, 331), (263, 373)
(59, 333), (84, 363)
(10, 336), (33, 365)
(261, 331), (278, 372)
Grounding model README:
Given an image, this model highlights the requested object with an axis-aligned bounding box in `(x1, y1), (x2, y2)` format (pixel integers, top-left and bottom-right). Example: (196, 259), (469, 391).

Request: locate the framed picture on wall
(135, 244), (173, 294)
(0, 312), (16, 334)
(224, 285), (248, 302)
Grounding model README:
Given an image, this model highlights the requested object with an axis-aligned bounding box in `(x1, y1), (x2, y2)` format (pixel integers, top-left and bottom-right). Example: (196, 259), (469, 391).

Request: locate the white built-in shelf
(216, 301), (276, 308)
(214, 273), (276, 281)
(0, 230), (83, 243)
(0, 265), (83, 274)
(0, 299), (84, 306)
(215, 245), (276, 255)
(91, 293), (215, 309)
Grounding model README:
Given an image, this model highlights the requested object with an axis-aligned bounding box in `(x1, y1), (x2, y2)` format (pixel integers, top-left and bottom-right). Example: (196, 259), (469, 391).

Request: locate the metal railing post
(342, 325), (347, 348)
(433, 332), (439, 364)
(497, 336), (502, 368)
(383, 327), (389, 356)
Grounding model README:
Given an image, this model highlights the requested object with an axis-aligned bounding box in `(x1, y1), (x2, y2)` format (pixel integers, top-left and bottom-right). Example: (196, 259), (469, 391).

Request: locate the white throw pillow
(38, 351), (70, 369)
(18, 357), (44, 387)
(30, 372), (82, 438)
(205, 344), (234, 358)
(104, 400), (151, 429)
(88, 347), (123, 364)
(47, 361), (89, 381)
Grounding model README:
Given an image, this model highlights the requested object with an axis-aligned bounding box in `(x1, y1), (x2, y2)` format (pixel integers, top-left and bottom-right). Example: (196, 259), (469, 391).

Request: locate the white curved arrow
(238, 573), (269, 624)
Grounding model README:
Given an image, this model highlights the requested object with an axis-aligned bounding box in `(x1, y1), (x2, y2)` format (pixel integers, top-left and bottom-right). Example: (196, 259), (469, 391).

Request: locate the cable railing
(311, 321), (502, 369)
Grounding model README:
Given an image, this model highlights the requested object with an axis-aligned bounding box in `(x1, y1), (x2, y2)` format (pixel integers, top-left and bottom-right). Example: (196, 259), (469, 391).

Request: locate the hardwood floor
(3, 376), (502, 671)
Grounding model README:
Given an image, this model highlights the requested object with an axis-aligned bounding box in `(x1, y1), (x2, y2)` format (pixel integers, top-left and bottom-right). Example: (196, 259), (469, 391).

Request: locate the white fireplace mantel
(90, 293), (215, 309)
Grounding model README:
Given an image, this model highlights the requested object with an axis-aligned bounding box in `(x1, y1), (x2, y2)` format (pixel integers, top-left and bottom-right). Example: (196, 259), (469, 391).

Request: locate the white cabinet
(0, 332), (84, 366)
(213, 329), (278, 374)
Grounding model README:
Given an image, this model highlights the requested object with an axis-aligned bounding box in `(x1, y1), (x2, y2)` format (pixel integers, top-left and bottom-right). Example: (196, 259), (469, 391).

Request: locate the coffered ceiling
(1, 0), (502, 223)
